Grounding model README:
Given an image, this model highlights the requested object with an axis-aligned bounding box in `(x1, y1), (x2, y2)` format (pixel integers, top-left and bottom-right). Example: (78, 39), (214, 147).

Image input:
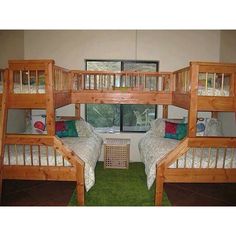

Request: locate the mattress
(198, 87), (229, 96)
(4, 136), (103, 191)
(13, 84), (45, 93)
(139, 133), (236, 189)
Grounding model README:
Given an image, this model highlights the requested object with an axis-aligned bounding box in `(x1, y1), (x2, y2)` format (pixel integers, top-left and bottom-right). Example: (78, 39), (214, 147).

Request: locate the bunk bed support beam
(155, 164), (165, 206)
(188, 63), (199, 137)
(0, 69), (8, 203)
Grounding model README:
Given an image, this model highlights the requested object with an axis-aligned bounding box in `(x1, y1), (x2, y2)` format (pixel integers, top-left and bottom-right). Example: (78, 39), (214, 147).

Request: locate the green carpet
(69, 162), (171, 206)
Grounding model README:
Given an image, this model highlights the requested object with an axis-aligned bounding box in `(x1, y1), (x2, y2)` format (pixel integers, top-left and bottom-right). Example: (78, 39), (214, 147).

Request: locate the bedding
(139, 133), (236, 189)
(139, 118), (231, 189)
(13, 84), (45, 93)
(198, 88), (229, 96)
(4, 133), (103, 192)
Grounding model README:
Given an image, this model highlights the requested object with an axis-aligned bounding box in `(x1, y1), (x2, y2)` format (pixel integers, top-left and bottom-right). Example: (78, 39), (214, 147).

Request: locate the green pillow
(56, 120), (78, 138)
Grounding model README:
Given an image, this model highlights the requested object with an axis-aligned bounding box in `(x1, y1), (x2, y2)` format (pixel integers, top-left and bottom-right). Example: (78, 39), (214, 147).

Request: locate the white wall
(0, 30), (24, 67)
(219, 30), (236, 136)
(0, 30), (26, 133)
(23, 30), (222, 161)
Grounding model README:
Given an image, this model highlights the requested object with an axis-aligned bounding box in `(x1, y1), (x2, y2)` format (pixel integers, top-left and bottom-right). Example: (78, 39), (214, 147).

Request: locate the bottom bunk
(139, 118), (236, 205)
(2, 119), (103, 205)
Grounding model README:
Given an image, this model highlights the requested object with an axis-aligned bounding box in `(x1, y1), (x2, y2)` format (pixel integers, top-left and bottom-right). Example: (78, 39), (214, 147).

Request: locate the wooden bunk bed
(0, 61), (84, 205)
(0, 60), (235, 206)
(155, 62), (236, 205)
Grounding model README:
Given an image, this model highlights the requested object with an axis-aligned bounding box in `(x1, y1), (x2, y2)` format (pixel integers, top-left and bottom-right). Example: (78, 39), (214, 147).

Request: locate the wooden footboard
(2, 135), (85, 206)
(155, 137), (236, 206)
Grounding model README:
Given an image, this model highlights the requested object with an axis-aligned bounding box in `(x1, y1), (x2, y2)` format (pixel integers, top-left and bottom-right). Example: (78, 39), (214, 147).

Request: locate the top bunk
(173, 62), (236, 111)
(71, 70), (173, 104)
(7, 60), (72, 109)
(3, 60), (236, 111)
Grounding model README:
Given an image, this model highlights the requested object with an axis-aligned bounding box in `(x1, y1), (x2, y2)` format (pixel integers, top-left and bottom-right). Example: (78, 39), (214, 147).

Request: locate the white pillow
(205, 118), (223, 136)
(150, 119), (166, 137)
(75, 120), (94, 137)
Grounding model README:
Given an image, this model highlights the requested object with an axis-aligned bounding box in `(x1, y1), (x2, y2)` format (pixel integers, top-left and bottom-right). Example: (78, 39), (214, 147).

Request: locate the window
(85, 60), (159, 132)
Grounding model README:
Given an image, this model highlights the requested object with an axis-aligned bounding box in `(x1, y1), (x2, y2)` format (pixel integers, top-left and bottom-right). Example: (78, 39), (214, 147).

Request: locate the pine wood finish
(1, 60), (236, 206)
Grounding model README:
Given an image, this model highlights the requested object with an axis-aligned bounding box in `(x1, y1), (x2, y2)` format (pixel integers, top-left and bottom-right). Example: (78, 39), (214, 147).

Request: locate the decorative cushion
(205, 118), (223, 136)
(56, 120), (78, 138)
(55, 121), (66, 132)
(150, 119), (166, 137)
(196, 118), (206, 136)
(164, 121), (187, 140)
(75, 119), (94, 137)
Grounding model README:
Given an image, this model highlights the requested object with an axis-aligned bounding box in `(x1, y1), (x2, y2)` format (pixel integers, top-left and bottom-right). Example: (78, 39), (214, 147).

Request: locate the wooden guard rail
(173, 67), (190, 93)
(54, 66), (72, 91)
(155, 137), (236, 205)
(174, 62), (236, 97)
(71, 70), (174, 92)
(3, 135), (85, 205)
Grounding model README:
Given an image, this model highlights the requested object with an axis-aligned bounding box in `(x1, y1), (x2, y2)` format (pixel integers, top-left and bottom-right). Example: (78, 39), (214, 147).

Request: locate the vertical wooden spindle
(221, 73), (224, 95)
(38, 145), (41, 166)
(230, 148), (235, 168)
(30, 145), (33, 165)
(205, 73), (208, 95)
(20, 70), (23, 93)
(36, 70), (39, 93)
(14, 145), (18, 165)
(23, 144), (26, 166)
(207, 148), (211, 168)
(192, 148), (195, 168)
(223, 148), (227, 168)
(54, 149), (57, 166)
(199, 148), (203, 168)
(213, 73), (216, 96)
(7, 145), (10, 165)
(215, 148), (219, 168)
(46, 146), (49, 166)
(28, 70), (30, 93)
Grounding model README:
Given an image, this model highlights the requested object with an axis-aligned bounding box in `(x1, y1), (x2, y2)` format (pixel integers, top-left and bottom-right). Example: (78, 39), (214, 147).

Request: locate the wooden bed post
(188, 62), (199, 137)
(212, 112), (218, 119)
(155, 164), (165, 206)
(46, 61), (55, 136)
(75, 104), (80, 119)
(0, 69), (9, 203)
(162, 105), (168, 119)
(76, 163), (85, 206)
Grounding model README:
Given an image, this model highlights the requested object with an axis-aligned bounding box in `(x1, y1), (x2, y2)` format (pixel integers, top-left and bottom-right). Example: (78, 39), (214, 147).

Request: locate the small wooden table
(104, 138), (130, 169)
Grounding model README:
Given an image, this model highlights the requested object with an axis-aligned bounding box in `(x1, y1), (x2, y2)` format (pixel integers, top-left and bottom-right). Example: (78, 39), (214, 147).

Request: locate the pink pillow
(55, 121), (66, 132)
(165, 121), (177, 134)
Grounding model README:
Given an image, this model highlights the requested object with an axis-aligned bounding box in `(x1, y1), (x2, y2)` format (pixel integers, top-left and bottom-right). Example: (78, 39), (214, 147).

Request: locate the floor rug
(69, 162), (171, 206)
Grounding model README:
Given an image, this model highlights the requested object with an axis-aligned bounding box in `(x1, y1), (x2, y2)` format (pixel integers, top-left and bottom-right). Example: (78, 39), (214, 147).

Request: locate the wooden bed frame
(0, 60), (235, 206)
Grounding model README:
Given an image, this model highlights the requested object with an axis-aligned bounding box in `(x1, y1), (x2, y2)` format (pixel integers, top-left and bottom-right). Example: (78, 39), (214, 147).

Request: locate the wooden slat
(164, 169), (236, 183)
(197, 96), (234, 111)
(72, 91), (172, 105)
(172, 92), (190, 109)
(188, 137), (236, 148)
(8, 94), (46, 108)
(3, 165), (76, 181)
(5, 135), (54, 146)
